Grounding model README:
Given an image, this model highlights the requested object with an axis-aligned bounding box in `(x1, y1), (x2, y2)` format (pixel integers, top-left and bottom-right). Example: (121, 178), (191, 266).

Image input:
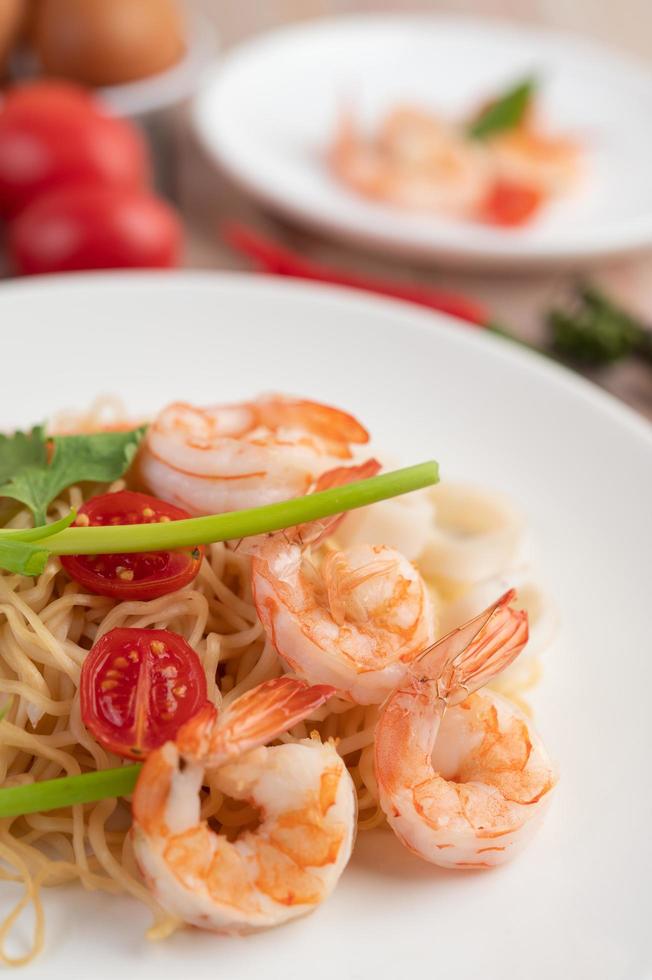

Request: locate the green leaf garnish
(0, 510), (78, 575)
(0, 426), (146, 525)
(0, 426), (47, 484)
(0, 538), (50, 576)
(468, 77), (536, 140)
(548, 283), (652, 366)
(0, 510), (77, 575)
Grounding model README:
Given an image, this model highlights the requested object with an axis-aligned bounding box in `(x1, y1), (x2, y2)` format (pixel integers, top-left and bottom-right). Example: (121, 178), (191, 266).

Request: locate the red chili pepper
(223, 223), (490, 327)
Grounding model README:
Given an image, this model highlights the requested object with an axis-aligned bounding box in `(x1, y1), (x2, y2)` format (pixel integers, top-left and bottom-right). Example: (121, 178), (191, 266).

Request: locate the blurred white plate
(1, 273), (651, 979)
(192, 15), (652, 268)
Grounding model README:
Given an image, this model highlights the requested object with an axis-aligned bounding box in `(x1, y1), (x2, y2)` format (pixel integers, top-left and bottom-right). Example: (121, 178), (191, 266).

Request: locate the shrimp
(375, 591), (556, 868)
(490, 126), (581, 196)
(438, 567), (558, 693)
(251, 507), (436, 705)
(138, 395), (370, 515)
(329, 107), (492, 217)
(132, 676), (357, 933)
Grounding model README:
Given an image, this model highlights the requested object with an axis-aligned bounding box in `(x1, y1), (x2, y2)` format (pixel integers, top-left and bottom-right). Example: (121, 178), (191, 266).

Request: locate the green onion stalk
(0, 460), (439, 818)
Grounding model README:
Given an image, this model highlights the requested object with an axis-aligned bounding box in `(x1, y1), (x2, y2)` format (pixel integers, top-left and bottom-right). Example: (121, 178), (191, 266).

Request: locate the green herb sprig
(548, 283), (652, 366)
(0, 425), (146, 526)
(468, 77), (536, 140)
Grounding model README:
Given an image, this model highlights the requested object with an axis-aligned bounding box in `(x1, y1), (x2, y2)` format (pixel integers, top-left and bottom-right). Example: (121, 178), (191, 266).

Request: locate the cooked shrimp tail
(177, 676), (335, 768)
(413, 589), (528, 702)
(375, 590), (553, 869)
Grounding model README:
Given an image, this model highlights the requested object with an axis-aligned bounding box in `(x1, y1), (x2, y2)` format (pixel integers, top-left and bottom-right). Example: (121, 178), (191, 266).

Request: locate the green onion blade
(0, 765), (142, 819)
(25, 461), (440, 557)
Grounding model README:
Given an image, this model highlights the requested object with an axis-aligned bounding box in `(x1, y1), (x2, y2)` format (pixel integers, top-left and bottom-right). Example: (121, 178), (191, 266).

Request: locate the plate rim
(2, 269), (651, 447)
(191, 12), (652, 269)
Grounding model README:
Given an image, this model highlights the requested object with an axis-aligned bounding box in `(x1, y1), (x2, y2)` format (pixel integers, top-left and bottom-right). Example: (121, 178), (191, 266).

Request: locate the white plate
(1, 272), (651, 979)
(192, 15), (652, 268)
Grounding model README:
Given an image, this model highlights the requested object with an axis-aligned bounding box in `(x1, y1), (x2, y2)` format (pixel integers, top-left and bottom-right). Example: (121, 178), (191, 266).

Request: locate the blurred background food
(0, 0), (649, 418)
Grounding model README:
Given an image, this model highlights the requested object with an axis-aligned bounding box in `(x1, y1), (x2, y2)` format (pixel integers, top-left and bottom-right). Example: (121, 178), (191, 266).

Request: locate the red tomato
(0, 80), (148, 217)
(60, 491), (203, 600)
(8, 184), (182, 274)
(81, 627), (208, 759)
(1, 81), (98, 117)
(481, 179), (543, 227)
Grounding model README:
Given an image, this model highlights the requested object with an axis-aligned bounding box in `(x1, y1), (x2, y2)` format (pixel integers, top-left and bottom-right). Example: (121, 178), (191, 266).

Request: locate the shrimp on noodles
(375, 591), (556, 868)
(132, 677), (357, 933)
(250, 476), (436, 704)
(138, 396), (370, 515)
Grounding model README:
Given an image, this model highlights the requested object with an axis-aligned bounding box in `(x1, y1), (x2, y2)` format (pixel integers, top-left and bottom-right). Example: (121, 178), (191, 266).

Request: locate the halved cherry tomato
(60, 490), (203, 600)
(481, 179), (543, 227)
(80, 627), (208, 759)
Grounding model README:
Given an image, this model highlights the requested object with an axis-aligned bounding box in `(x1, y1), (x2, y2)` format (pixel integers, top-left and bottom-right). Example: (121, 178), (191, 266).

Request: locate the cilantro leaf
(0, 426), (47, 484)
(468, 77), (536, 140)
(0, 426), (146, 525)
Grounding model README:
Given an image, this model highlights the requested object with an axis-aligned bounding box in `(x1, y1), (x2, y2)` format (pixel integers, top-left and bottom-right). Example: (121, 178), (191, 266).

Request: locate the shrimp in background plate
(329, 92), (581, 225)
(375, 591), (556, 868)
(132, 677), (357, 933)
(250, 489), (436, 705)
(138, 396), (370, 515)
(330, 107), (492, 217)
(490, 126), (580, 196)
